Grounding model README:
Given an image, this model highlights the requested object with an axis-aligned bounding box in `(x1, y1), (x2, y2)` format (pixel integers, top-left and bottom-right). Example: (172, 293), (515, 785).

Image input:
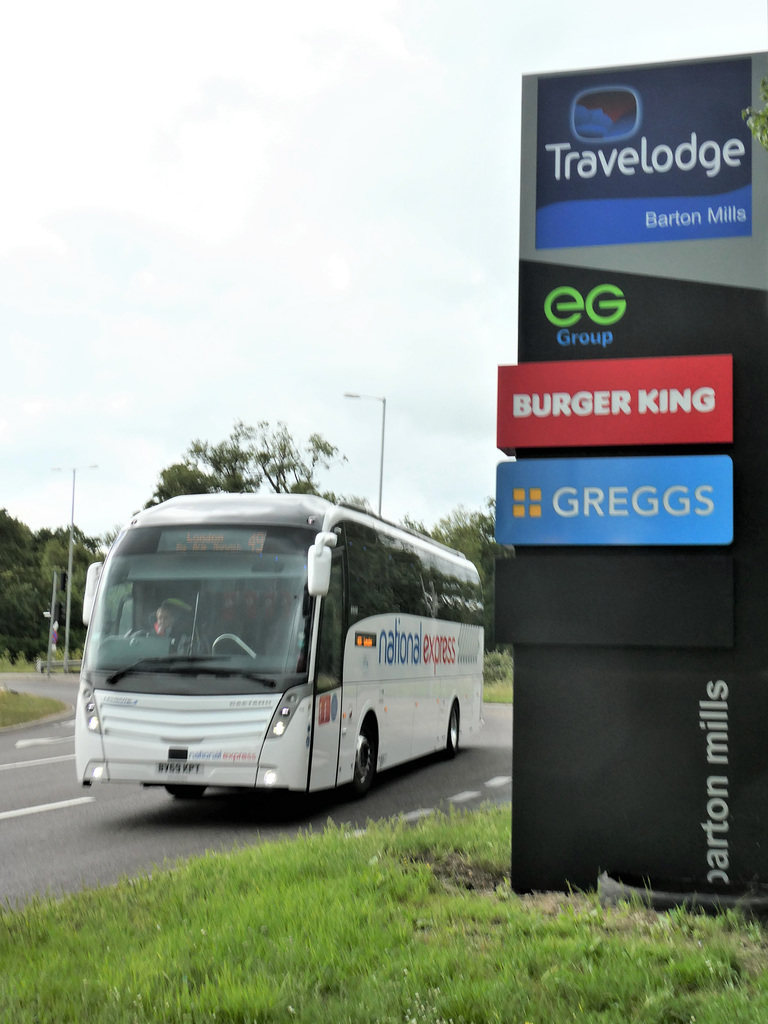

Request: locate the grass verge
(482, 679), (513, 704)
(0, 650), (38, 672)
(3, 804), (768, 1023)
(0, 689), (67, 728)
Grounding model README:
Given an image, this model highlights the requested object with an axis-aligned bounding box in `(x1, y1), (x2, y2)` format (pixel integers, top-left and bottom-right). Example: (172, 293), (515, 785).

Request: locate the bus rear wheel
(445, 701), (460, 759)
(352, 720), (377, 797)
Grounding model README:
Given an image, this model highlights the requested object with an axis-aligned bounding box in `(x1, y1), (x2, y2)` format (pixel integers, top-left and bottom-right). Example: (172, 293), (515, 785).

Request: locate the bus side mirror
(82, 562), (103, 626)
(307, 532), (337, 597)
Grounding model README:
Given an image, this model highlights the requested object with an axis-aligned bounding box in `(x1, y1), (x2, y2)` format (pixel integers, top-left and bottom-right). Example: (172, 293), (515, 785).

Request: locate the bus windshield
(82, 524), (314, 686)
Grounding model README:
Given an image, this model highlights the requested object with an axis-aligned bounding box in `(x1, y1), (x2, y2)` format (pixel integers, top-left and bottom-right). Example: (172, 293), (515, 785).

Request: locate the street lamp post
(52, 464), (98, 671)
(344, 393), (386, 516)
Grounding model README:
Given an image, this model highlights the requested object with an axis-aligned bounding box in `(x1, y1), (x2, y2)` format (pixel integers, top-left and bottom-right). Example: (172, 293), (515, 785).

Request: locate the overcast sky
(3, 0), (766, 539)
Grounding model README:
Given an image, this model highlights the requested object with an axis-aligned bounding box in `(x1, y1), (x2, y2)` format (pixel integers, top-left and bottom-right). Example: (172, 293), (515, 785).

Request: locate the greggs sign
(497, 354), (732, 453)
(495, 455), (733, 546)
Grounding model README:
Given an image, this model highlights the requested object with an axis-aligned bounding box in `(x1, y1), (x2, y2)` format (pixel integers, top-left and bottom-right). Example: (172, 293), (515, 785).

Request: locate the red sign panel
(497, 354), (732, 453)
(318, 694), (331, 725)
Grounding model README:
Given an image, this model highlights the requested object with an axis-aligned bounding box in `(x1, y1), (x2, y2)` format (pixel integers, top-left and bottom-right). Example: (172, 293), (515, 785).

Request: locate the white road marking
(0, 754), (75, 773)
(485, 776), (512, 788)
(14, 736), (72, 749)
(0, 797), (94, 821)
(448, 791), (481, 803)
(402, 808), (435, 821)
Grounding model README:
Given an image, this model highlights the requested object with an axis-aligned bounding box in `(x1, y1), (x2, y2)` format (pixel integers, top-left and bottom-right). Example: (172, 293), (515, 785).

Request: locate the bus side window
(315, 549), (343, 692)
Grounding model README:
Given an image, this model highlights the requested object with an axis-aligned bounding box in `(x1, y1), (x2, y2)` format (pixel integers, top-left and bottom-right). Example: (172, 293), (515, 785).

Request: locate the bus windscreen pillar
(497, 53), (768, 897)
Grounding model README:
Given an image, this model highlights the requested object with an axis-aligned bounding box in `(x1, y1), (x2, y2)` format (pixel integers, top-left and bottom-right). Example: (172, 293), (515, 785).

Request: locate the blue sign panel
(496, 455), (733, 546)
(535, 58), (752, 249)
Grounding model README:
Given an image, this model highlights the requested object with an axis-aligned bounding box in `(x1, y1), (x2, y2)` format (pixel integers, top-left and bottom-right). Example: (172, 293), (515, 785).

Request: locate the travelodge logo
(495, 455), (733, 546)
(571, 87), (641, 142)
(535, 58), (752, 249)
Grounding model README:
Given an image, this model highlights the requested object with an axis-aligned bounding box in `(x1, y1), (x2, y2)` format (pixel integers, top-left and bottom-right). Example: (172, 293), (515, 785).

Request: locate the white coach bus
(75, 494), (484, 799)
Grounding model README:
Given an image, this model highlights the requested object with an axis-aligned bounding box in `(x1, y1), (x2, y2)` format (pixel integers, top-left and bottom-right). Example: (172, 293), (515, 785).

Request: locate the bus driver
(154, 599), (187, 636)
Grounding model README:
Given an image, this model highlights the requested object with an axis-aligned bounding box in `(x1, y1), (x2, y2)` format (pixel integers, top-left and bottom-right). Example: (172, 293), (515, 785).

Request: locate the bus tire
(445, 701), (460, 759)
(351, 717), (378, 797)
(165, 785), (207, 799)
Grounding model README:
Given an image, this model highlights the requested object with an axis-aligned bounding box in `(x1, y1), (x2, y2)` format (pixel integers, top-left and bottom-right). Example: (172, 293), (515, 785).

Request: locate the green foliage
(483, 648), (513, 684)
(251, 421), (346, 493)
(483, 648), (514, 703)
(0, 510), (101, 661)
(744, 76), (768, 151)
(146, 418), (346, 505)
(148, 461), (218, 504)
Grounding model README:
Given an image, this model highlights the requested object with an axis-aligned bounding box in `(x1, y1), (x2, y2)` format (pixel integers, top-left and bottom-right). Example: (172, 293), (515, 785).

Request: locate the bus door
(308, 548), (344, 791)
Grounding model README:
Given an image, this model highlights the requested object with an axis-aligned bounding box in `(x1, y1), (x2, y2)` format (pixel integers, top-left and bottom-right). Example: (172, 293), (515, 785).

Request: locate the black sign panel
(496, 552), (733, 648)
(518, 260), (762, 365)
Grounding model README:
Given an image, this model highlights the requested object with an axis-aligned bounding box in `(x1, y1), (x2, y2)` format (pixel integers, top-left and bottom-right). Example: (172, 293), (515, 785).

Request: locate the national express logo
(378, 620), (457, 670)
(535, 59), (752, 249)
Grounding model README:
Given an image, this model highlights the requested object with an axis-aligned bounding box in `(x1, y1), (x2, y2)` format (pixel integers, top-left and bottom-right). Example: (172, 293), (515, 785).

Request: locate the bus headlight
(266, 688), (301, 738)
(82, 690), (102, 734)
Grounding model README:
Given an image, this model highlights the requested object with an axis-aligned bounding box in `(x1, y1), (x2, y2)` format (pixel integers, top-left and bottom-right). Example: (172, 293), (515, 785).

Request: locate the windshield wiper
(106, 656), (276, 687)
(163, 665), (277, 686)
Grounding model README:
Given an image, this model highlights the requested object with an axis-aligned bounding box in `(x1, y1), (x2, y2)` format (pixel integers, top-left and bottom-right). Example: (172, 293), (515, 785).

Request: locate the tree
(147, 419), (345, 506)
(100, 525), (124, 550)
(0, 512), (100, 660)
(147, 461), (219, 505)
(253, 423), (345, 494)
(743, 78), (768, 151)
(35, 526), (102, 655)
(187, 419), (263, 493)
(0, 510), (43, 659)
(427, 499), (510, 649)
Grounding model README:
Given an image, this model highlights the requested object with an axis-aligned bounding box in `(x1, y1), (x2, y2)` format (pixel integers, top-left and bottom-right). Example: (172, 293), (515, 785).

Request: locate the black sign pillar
(499, 54), (768, 895)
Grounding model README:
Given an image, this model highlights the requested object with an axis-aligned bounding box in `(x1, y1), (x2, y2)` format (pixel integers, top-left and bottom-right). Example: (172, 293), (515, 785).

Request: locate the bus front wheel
(165, 785), (207, 799)
(352, 719), (377, 797)
(445, 701), (460, 759)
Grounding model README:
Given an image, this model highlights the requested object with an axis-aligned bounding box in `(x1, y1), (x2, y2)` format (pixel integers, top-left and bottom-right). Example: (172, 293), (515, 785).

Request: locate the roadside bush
(483, 648), (513, 703)
(484, 648), (514, 685)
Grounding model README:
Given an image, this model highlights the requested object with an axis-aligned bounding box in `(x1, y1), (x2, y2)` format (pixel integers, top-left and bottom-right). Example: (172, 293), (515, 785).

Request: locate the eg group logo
(495, 455), (733, 547)
(544, 283), (626, 349)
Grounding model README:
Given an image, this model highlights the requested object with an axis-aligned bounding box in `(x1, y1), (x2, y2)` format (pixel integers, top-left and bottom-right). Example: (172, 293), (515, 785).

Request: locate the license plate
(156, 761), (201, 775)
